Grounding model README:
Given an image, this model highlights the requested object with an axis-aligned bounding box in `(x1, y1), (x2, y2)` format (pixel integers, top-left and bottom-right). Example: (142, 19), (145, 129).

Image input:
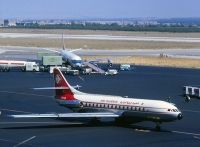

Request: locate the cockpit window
(168, 109), (179, 112)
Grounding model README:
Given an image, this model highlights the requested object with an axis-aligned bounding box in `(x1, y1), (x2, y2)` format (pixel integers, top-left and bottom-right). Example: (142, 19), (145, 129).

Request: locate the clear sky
(0, 0), (200, 19)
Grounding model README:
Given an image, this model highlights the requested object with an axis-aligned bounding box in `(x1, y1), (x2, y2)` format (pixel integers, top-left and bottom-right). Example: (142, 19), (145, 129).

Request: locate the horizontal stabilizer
(33, 85), (81, 90)
(9, 112), (119, 118)
(33, 87), (69, 90)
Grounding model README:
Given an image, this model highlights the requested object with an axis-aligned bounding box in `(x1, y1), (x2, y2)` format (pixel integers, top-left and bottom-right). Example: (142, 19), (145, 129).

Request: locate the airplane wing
(69, 48), (82, 53)
(41, 48), (81, 53)
(9, 112), (120, 118)
(41, 48), (61, 54)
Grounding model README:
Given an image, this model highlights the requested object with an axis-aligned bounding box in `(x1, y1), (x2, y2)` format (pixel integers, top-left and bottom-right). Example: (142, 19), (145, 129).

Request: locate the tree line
(12, 22), (200, 32)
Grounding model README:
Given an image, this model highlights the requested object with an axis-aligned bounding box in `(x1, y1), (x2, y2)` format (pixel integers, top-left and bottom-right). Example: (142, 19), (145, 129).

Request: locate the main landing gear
(155, 122), (161, 131)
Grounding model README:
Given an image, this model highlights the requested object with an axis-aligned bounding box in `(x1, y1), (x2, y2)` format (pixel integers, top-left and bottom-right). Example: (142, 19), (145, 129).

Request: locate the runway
(0, 66), (200, 147)
(1, 33), (200, 43)
(1, 46), (200, 59)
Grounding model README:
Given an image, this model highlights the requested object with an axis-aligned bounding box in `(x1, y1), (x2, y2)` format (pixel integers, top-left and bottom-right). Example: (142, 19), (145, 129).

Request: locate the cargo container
(42, 56), (63, 66)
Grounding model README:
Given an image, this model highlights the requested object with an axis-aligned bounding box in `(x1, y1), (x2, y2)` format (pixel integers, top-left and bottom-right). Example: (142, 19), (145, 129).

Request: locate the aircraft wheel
(155, 122), (161, 131)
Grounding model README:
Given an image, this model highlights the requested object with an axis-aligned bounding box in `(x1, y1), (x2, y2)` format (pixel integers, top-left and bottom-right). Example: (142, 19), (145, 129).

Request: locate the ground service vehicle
(120, 64), (131, 71)
(0, 60), (39, 72)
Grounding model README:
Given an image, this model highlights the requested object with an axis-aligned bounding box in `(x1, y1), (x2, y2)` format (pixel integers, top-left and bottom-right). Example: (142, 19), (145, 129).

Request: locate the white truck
(25, 62), (40, 72)
(120, 64), (131, 71)
(49, 66), (79, 75)
(105, 69), (118, 75)
(0, 60), (39, 72)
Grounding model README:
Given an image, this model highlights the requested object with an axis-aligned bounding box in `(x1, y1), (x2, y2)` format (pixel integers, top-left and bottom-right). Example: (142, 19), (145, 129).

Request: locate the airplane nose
(177, 113), (183, 120)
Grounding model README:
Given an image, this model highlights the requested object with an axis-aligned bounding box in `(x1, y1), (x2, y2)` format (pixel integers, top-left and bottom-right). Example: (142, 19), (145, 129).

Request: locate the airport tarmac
(1, 46), (200, 59)
(1, 33), (200, 43)
(0, 66), (200, 147)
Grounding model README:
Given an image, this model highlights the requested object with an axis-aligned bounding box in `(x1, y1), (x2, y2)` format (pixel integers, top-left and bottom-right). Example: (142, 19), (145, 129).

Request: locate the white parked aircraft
(43, 34), (83, 68)
(10, 68), (183, 130)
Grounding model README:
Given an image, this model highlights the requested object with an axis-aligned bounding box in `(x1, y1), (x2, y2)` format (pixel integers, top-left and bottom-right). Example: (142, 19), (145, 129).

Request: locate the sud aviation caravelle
(10, 68), (183, 130)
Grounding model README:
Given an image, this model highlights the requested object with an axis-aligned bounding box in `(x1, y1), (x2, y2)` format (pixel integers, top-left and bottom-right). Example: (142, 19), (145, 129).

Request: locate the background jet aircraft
(43, 34), (83, 68)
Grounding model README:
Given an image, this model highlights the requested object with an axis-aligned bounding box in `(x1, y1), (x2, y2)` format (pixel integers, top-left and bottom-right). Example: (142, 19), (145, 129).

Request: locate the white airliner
(44, 47), (82, 68)
(43, 34), (83, 68)
(10, 68), (183, 130)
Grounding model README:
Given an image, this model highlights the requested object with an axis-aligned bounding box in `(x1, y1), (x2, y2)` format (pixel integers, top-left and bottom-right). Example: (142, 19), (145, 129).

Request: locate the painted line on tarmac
(193, 136), (200, 140)
(182, 109), (200, 113)
(0, 122), (82, 124)
(0, 138), (14, 143)
(0, 108), (33, 114)
(0, 90), (53, 98)
(172, 130), (200, 136)
(78, 76), (85, 81)
(13, 136), (36, 147)
(134, 129), (150, 133)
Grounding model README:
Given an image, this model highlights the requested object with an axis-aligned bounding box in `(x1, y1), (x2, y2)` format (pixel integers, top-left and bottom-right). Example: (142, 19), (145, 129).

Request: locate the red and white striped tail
(53, 68), (76, 100)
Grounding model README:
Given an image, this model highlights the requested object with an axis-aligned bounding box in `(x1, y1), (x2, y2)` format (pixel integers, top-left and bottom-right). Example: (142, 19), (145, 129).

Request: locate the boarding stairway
(84, 62), (105, 74)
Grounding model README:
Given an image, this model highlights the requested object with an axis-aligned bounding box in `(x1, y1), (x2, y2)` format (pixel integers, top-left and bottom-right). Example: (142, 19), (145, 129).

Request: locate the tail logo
(55, 74), (62, 84)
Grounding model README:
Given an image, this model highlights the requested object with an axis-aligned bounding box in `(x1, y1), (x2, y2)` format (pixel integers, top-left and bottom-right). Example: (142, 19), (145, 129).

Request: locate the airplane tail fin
(53, 68), (80, 100)
(62, 33), (65, 50)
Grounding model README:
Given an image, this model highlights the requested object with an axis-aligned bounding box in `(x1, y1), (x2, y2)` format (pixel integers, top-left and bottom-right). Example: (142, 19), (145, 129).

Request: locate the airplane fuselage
(56, 93), (182, 123)
(61, 50), (82, 68)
